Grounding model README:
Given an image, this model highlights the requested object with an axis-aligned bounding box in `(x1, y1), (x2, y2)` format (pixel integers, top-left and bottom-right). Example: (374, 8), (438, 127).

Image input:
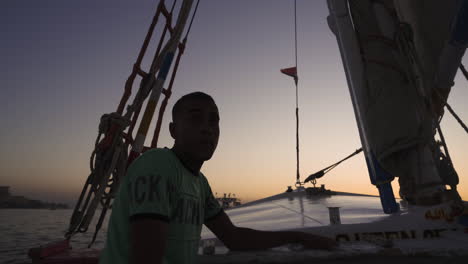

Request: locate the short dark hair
(172, 92), (216, 121)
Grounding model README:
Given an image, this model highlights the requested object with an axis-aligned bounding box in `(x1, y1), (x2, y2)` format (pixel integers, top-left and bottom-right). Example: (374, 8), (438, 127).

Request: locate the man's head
(169, 92), (220, 161)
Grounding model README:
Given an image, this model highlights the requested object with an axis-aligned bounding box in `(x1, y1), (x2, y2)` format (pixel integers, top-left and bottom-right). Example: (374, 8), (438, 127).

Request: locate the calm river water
(0, 209), (108, 264)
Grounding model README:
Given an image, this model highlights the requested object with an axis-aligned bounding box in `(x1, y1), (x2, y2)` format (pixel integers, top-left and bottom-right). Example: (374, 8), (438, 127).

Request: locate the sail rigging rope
(444, 99), (468, 134)
(151, 0), (201, 148)
(435, 88), (468, 134)
(460, 63), (468, 81)
(394, 20), (467, 139)
(66, 0), (199, 247)
(185, 0), (200, 41)
(447, 63), (468, 134)
(304, 148), (363, 185)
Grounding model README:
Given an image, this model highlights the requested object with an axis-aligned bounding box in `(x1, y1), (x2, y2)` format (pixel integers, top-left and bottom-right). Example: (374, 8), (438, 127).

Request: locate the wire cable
(294, 0), (300, 185)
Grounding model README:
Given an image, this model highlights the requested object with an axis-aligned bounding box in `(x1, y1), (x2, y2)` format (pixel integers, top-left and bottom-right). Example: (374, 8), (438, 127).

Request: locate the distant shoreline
(0, 207), (70, 210)
(0, 186), (70, 210)
(0, 199), (70, 210)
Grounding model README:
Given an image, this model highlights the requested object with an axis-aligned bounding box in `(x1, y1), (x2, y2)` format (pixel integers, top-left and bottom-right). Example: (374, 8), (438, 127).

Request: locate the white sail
(339, 0), (466, 204)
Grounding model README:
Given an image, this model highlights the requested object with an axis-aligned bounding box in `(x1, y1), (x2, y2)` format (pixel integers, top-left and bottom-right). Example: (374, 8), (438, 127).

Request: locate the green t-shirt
(99, 148), (222, 264)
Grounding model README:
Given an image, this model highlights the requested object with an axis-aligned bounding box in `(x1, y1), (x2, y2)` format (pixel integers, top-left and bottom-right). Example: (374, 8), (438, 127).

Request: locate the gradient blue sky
(1, 0), (467, 205)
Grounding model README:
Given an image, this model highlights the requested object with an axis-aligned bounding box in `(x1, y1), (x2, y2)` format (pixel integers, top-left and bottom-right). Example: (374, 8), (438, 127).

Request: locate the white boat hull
(199, 190), (468, 262)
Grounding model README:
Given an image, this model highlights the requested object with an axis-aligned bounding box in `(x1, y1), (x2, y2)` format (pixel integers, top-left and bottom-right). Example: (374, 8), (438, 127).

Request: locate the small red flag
(281, 67), (298, 85)
(280, 67), (297, 78)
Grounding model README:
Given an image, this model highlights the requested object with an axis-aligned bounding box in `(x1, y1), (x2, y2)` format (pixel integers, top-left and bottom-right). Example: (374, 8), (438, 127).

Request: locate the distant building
(0, 186), (10, 201)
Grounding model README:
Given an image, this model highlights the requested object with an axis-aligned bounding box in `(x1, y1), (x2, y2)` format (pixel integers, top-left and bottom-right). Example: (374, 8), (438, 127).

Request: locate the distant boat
(215, 193), (242, 209)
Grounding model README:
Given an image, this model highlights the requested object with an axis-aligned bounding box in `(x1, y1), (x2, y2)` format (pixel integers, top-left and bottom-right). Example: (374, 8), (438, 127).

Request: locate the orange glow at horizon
(2, 0), (468, 207)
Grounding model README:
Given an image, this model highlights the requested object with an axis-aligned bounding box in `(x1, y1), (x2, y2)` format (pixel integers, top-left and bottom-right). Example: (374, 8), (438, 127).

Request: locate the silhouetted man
(100, 92), (336, 264)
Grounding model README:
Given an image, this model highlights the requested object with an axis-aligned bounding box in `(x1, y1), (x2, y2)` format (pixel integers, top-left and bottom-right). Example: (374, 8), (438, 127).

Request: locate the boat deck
(199, 189), (468, 262)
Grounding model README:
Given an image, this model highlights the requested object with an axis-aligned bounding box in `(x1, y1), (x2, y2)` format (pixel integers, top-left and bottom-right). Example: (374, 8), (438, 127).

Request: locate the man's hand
(297, 233), (338, 250)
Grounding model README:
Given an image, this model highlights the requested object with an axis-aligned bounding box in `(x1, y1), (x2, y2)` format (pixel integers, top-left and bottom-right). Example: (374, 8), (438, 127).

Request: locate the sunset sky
(2, 0), (467, 206)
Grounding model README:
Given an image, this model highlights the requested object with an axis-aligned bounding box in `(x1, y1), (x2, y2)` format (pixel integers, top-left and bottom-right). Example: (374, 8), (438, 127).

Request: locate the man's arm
(130, 217), (169, 264)
(205, 211), (336, 251)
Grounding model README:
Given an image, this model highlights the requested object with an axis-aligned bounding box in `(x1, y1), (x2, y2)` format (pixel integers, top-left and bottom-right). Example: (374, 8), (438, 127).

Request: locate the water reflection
(0, 209), (110, 264)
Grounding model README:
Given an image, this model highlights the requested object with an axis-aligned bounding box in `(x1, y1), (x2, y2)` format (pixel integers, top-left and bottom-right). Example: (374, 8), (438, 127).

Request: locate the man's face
(171, 99), (220, 161)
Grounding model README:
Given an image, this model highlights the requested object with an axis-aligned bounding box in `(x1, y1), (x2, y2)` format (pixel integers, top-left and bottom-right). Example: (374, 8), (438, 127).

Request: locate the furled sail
(330, 0), (466, 206)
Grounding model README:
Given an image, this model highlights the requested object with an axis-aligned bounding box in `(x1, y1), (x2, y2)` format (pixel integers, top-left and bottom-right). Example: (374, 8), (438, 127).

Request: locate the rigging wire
(434, 85), (468, 134)
(448, 64), (468, 134)
(294, 0), (301, 186)
(460, 63), (468, 80)
(445, 100), (468, 134)
(184, 0), (200, 40)
(294, 0), (298, 69)
(304, 148), (363, 185)
(281, 1), (300, 186)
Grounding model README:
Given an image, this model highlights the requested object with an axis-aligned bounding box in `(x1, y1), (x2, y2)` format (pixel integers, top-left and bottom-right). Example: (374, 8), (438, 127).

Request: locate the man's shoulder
(128, 148), (175, 174)
(198, 173), (213, 190)
(141, 147), (172, 160)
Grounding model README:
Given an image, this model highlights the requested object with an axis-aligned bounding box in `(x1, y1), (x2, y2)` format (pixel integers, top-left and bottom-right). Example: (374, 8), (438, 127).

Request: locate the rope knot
(99, 112), (131, 135)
